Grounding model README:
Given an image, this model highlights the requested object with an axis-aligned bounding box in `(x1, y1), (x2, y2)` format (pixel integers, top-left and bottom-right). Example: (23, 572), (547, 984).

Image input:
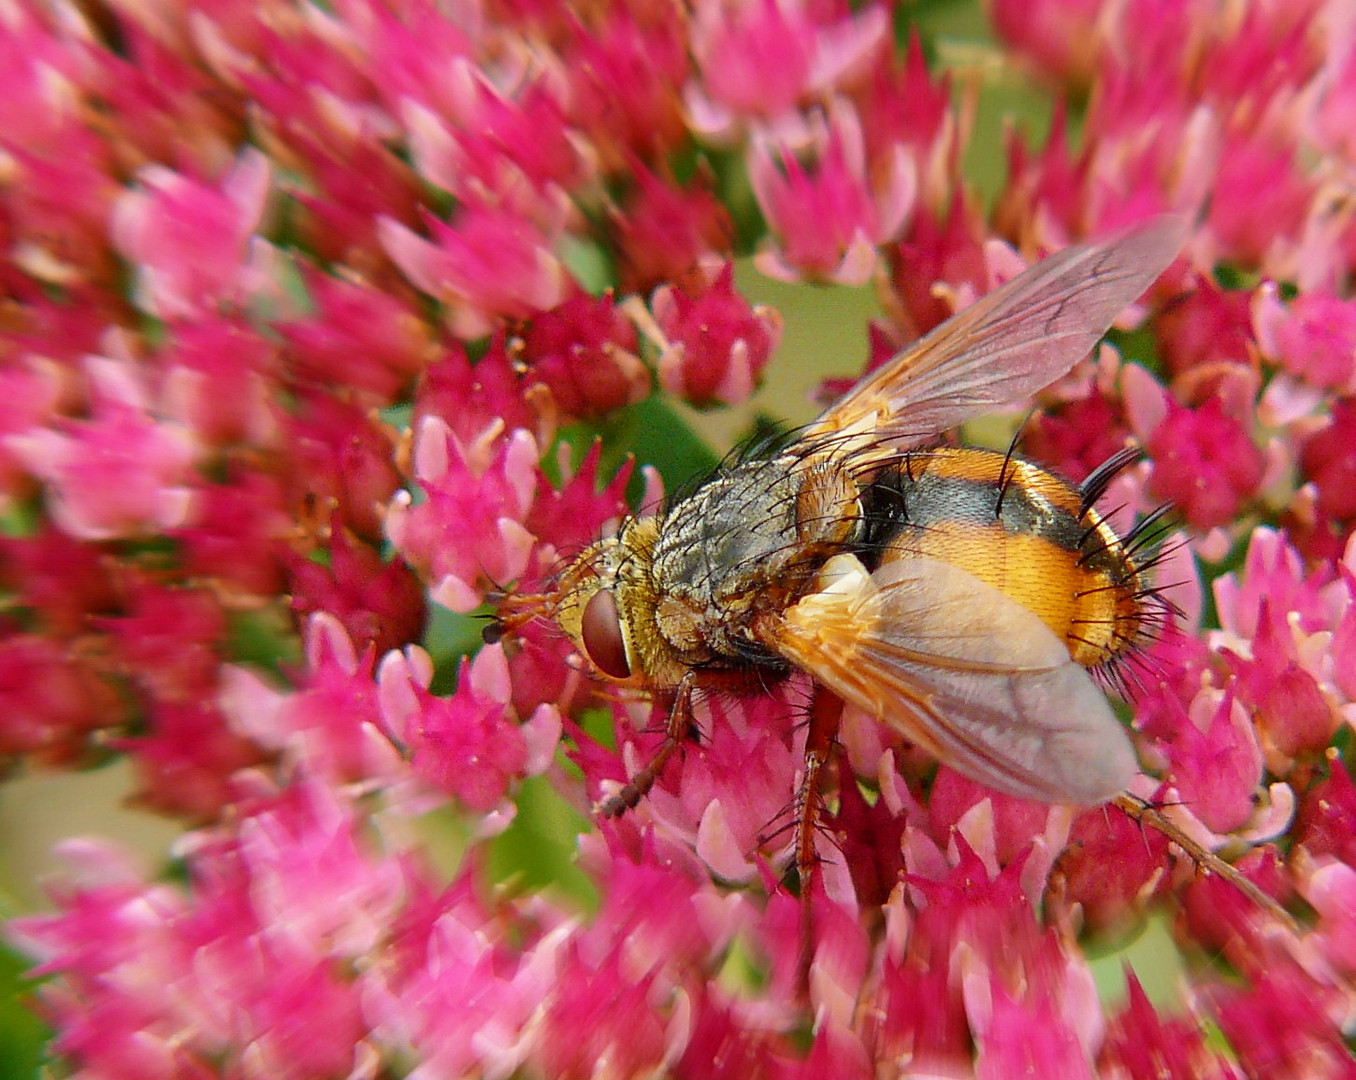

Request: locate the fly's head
(489, 515), (689, 691)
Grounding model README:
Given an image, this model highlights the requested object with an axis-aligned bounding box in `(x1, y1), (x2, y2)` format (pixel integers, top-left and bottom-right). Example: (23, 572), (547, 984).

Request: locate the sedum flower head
(4, 0), (1356, 1077)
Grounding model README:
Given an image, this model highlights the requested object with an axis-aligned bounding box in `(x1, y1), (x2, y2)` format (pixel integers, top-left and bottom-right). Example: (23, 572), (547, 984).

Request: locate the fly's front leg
(596, 673), (698, 819)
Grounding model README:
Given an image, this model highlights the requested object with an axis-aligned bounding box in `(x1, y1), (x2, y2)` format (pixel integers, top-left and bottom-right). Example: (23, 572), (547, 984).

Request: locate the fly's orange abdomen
(859, 448), (1151, 670)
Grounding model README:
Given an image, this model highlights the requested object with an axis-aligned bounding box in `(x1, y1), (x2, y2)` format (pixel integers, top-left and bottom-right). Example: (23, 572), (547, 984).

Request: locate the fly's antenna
(481, 588), (554, 644)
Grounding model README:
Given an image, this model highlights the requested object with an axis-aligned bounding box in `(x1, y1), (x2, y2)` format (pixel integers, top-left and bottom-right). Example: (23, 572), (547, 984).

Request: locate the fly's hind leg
(596, 673), (698, 819)
(1111, 793), (1300, 935)
(794, 687), (844, 1000)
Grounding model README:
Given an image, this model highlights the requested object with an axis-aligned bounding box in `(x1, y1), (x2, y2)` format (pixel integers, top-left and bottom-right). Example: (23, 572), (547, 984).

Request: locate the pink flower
(884, 204), (989, 340)
(1299, 399), (1356, 524)
(279, 268), (435, 405)
(112, 149), (273, 320)
(175, 469), (291, 600)
(647, 261), (783, 406)
(99, 580), (225, 706)
(927, 768), (1069, 870)
(363, 873), (547, 1078)
(1051, 803), (1173, 935)
(380, 202), (568, 339)
(879, 841), (1103, 1074)
(686, 0), (889, 138)
(120, 700), (263, 822)
(1157, 688), (1264, 835)
(378, 643), (559, 816)
(519, 293), (649, 420)
(414, 336), (553, 455)
(1027, 392), (1133, 484)
(9, 358), (196, 541)
(0, 524), (116, 637)
(1294, 757), (1356, 868)
(221, 614), (402, 787)
(4, 134), (122, 290)
(287, 529), (427, 658)
(0, 357), (63, 508)
(1204, 958), (1354, 1080)
(749, 103), (914, 284)
(1254, 285), (1356, 390)
(1312, 40), (1356, 164)
(523, 441), (635, 562)
(358, 0), (477, 121)
(599, 693), (803, 886)
(159, 318), (279, 451)
(385, 419), (537, 613)
(1101, 973), (1240, 1079)
(0, 635), (123, 762)
(1154, 278), (1256, 379)
(1205, 135), (1314, 270)
(1146, 395), (1264, 530)
(1210, 527), (1333, 646)
(610, 163), (734, 293)
(401, 72), (582, 212)
(566, 11), (690, 168)
(857, 33), (963, 213)
(289, 136), (424, 274)
(283, 394), (402, 543)
(988, 0), (1107, 86)
(1301, 858), (1356, 975)
(970, 980), (1096, 1080)
(1227, 599), (1339, 765)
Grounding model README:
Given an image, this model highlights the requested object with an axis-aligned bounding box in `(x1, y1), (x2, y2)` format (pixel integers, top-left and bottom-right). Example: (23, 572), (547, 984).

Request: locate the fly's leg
(795, 687), (843, 1001)
(1111, 793), (1300, 934)
(596, 673), (697, 819)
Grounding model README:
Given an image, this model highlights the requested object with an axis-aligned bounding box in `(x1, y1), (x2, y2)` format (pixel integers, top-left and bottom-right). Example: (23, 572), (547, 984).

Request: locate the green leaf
(0, 944), (50, 1080)
(487, 774), (597, 912)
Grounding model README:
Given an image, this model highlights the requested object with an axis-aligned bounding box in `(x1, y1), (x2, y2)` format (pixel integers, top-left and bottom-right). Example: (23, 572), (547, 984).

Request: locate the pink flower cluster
(4, 0), (1356, 1075)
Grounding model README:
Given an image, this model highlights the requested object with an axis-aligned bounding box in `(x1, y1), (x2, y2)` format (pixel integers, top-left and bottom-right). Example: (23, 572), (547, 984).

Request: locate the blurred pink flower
(0, 635), (122, 762)
(10, 358), (197, 541)
(610, 163), (733, 292)
(988, 0), (1107, 86)
(279, 268), (435, 403)
(1146, 395), (1264, 531)
(159, 318), (280, 450)
(112, 150), (273, 320)
(1254, 285), (1356, 390)
(749, 103), (914, 284)
(380, 201), (569, 339)
(566, 10), (691, 168)
(686, 0), (889, 138)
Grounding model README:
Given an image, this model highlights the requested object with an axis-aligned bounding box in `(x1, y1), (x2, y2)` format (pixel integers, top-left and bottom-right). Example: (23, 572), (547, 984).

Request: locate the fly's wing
(761, 553), (1138, 805)
(801, 216), (1187, 465)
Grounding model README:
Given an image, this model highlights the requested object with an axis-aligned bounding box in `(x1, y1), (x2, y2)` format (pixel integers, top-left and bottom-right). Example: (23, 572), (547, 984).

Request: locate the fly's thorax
(647, 455), (862, 664)
(862, 447), (1153, 669)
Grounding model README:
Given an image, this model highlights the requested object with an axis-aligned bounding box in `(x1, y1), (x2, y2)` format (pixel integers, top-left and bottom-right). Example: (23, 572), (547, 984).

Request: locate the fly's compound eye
(580, 588), (631, 679)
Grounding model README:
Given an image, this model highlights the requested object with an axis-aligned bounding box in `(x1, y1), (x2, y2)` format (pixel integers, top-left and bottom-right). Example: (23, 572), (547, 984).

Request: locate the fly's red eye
(580, 588), (630, 679)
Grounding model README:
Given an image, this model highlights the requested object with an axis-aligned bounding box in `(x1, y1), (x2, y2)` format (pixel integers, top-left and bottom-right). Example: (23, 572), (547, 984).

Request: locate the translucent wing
(762, 554), (1138, 804)
(802, 216), (1187, 465)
